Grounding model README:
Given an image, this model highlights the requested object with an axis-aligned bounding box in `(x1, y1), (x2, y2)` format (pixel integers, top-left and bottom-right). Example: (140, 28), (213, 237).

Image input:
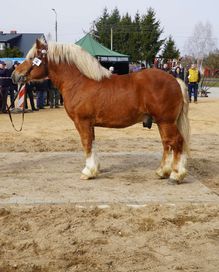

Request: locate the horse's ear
(36, 38), (48, 51)
(36, 39), (42, 49)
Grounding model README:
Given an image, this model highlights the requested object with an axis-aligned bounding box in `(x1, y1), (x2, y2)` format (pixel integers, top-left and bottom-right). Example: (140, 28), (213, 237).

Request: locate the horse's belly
(95, 112), (145, 128)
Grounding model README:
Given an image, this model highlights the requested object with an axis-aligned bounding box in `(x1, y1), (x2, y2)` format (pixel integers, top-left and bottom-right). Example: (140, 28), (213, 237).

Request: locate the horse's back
(132, 68), (180, 91)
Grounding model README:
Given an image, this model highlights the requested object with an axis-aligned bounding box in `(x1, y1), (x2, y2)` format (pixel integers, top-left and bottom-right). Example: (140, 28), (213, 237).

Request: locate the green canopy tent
(75, 33), (129, 74)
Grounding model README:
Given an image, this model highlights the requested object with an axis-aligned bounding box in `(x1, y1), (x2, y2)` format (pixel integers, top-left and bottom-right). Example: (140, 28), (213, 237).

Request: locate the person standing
(24, 82), (38, 111)
(36, 80), (47, 109)
(109, 66), (115, 73)
(162, 63), (170, 73)
(48, 79), (60, 108)
(0, 61), (8, 113)
(7, 61), (20, 110)
(174, 65), (184, 81)
(187, 63), (201, 103)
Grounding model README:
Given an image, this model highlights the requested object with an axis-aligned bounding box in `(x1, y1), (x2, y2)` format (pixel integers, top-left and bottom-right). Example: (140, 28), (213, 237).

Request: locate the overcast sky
(1, 0), (219, 54)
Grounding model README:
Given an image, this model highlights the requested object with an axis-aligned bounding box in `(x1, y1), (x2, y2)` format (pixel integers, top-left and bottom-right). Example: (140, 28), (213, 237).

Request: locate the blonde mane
(26, 42), (112, 81)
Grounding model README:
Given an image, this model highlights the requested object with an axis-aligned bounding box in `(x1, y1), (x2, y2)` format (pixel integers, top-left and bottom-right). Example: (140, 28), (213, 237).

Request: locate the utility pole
(111, 27), (113, 50)
(52, 8), (57, 42)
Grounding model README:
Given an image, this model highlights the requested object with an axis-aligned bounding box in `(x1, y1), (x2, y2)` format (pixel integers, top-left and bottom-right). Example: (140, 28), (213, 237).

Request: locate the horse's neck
(48, 61), (83, 93)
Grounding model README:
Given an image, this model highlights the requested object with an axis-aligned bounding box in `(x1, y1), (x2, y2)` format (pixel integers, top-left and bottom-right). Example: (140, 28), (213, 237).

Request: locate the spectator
(174, 65), (185, 81)
(48, 79), (60, 108)
(7, 61), (20, 110)
(141, 63), (146, 70)
(0, 61), (8, 113)
(24, 82), (38, 111)
(186, 63), (201, 103)
(60, 94), (64, 106)
(109, 66), (115, 73)
(154, 58), (159, 68)
(36, 80), (47, 109)
(162, 63), (170, 73)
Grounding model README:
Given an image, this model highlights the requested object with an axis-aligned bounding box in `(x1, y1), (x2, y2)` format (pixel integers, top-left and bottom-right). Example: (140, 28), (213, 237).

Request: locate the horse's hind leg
(74, 120), (99, 180)
(156, 144), (173, 179)
(157, 123), (187, 183)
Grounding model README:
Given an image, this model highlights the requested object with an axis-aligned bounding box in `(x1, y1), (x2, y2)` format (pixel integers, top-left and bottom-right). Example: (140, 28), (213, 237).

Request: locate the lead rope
(6, 84), (26, 132)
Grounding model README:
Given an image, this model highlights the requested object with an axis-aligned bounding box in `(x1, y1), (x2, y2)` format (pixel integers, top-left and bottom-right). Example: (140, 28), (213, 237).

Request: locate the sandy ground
(0, 95), (219, 271)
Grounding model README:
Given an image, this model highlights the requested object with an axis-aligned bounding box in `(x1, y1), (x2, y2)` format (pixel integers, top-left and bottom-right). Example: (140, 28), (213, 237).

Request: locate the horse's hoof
(156, 168), (170, 179)
(168, 178), (179, 185)
(80, 174), (90, 180)
(169, 170), (186, 184)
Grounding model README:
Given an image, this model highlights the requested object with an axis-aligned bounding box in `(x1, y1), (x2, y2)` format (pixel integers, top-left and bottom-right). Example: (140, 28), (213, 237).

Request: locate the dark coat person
(174, 66), (184, 81)
(0, 61), (8, 113)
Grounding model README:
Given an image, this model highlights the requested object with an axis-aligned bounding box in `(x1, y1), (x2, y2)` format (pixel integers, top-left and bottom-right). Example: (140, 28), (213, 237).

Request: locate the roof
(0, 33), (22, 42)
(0, 32), (45, 56)
(16, 33), (45, 56)
(75, 33), (129, 61)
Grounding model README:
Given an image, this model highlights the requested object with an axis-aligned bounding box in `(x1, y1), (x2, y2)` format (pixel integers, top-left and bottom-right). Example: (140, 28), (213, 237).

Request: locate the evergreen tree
(94, 7), (165, 64)
(140, 8), (164, 66)
(131, 11), (142, 62)
(109, 7), (121, 26)
(108, 7), (121, 51)
(0, 46), (23, 58)
(95, 7), (110, 48)
(117, 13), (132, 54)
(161, 36), (180, 62)
(95, 7), (121, 50)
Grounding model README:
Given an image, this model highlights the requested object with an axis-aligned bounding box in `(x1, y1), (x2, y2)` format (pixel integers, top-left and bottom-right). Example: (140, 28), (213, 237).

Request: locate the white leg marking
(170, 153), (187, 182)
(178, 153), (187, 174)
(81, 143), (100, 179)
(156, 152), (173, 178)
(163, 152), (173, 175)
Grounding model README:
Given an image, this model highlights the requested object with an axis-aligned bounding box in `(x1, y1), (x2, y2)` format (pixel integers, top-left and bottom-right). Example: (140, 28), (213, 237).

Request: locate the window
(0, 43), (5, 50)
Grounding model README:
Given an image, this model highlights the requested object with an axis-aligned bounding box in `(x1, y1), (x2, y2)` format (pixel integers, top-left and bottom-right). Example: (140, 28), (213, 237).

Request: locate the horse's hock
(0, 152), (218, 205)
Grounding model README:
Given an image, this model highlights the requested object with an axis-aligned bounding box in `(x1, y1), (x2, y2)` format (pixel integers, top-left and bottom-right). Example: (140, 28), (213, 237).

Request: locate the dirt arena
(0, 95), (219, 272)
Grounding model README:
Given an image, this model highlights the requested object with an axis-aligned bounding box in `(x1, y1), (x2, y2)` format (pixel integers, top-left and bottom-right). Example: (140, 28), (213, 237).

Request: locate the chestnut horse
(12, 39), (190, 183)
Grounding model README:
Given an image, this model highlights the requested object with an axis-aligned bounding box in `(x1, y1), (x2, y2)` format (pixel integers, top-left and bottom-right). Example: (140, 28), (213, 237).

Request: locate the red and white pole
(17, 85), (26, 109)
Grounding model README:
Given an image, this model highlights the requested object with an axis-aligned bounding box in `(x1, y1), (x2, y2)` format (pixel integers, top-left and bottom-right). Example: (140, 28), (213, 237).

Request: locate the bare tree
(184, 21), (217, 66)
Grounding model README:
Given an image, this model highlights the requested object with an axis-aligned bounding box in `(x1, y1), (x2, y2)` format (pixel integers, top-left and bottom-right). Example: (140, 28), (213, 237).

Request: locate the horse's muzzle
(11, 71), (27, 84)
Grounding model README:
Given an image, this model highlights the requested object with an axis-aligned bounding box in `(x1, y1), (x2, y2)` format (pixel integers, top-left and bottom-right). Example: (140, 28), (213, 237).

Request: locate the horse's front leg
(74, 119), (99, 180)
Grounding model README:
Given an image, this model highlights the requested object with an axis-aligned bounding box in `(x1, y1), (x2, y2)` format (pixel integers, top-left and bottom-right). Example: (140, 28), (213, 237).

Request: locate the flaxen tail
(176, 78), (191, 155)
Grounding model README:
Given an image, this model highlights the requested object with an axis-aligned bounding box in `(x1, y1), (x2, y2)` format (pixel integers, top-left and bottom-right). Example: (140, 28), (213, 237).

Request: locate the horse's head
(12, 39), (48, 84)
